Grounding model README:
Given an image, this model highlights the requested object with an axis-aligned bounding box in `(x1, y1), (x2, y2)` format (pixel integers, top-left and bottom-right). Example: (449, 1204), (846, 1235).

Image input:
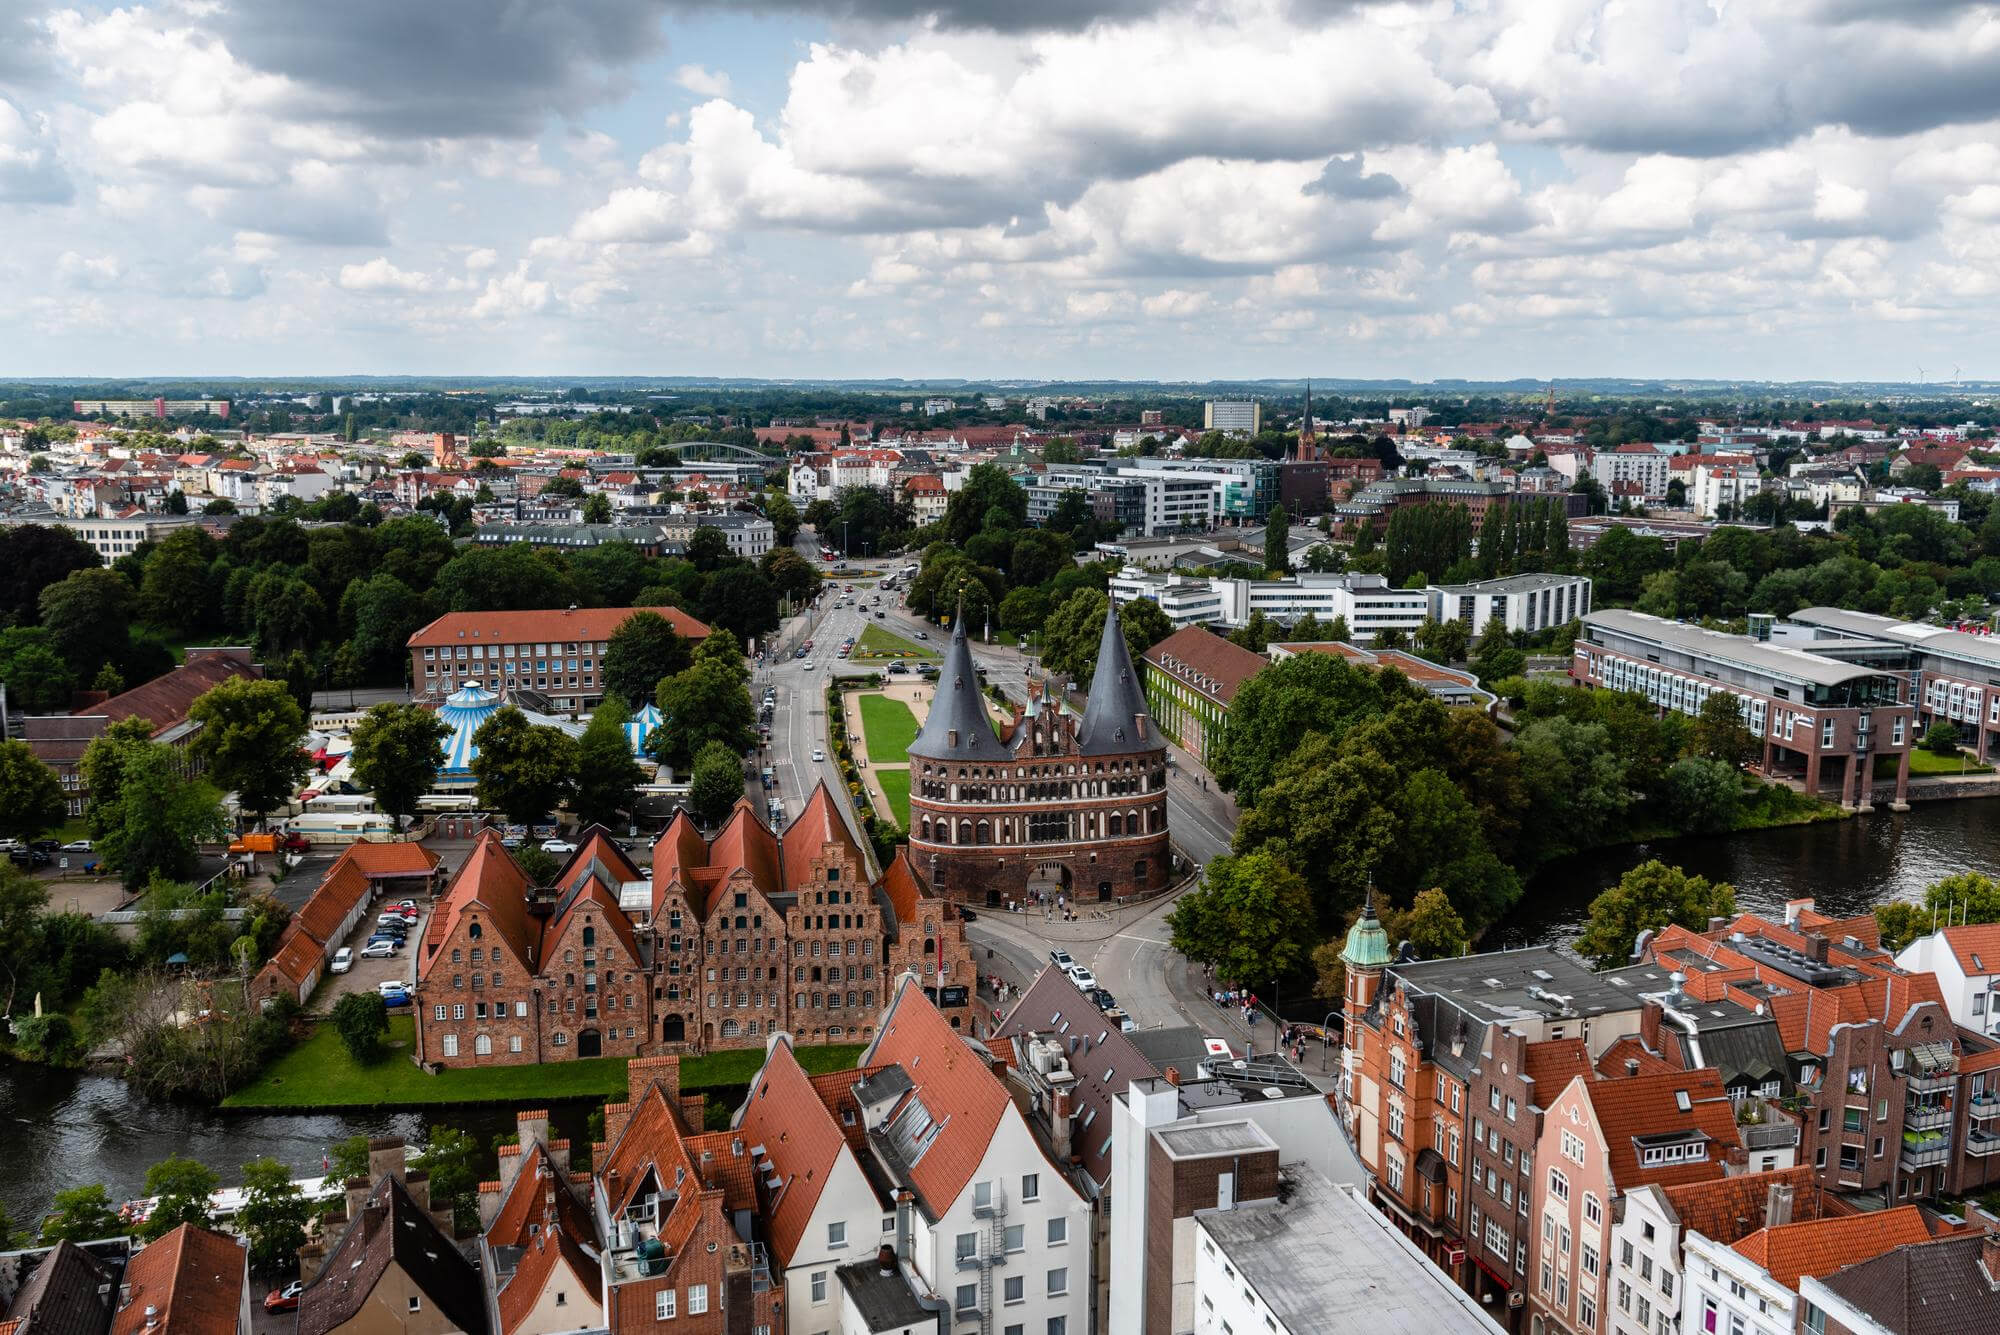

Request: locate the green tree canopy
(1264, 502), (1291, 573)
(97, 742), (228, 890)
(332, 991), (390, 1065)
(1691, 691), (1757, 769)
(601, 611), (693, 713)
(0, 626), (77, 713)
(688, 739), (747, 825)
(574, 697), (646, 828)
(0, 738), (65, 841)
(38, 567), (134, 672)
(415, 1126), (484, 1234)
(39, 1183), (119, 1244)
(237, 1156), (312, 1272)
(1212, 651), (1408, 805)
(1573, 860), (1738, 969)
(1166, 852), (1319, 987)
(139, 1154), (220, 1239)
(188, 677), (311, 820)
(349, 702), (451, 825)
(653, 660), (757, 771)
(470, 707), (580, 826)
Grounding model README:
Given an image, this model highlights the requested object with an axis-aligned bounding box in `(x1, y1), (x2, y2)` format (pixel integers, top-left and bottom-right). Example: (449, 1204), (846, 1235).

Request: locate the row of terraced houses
(409, 787), (976, 1066)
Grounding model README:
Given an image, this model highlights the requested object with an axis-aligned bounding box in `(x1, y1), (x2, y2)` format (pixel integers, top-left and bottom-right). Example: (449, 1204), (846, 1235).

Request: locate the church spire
(1076, 597), (1158, 756)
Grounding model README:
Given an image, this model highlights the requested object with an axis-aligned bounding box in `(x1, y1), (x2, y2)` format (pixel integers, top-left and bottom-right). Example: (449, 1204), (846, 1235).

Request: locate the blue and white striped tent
(438, 682), (502, 774)
(625, 701), (664, 758)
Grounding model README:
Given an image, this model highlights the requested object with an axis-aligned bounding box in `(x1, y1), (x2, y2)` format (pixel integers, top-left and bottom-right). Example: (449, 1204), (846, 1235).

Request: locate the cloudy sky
(4, 0), (1999, 381)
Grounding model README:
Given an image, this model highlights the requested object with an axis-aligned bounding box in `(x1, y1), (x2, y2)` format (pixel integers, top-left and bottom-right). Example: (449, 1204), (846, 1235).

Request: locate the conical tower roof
(1340, 884), (1392, 970)
(908, 617), (1008, 762)
(1076, 598), (1158, 756)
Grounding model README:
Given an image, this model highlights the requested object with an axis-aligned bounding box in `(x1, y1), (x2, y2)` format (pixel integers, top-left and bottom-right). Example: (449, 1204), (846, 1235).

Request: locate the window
(1047, 1217), (1067, 1245)
(656, 1290), (675, 1320)
(1022, 1173), (1040, 1201)
(1047, 1321), (1067, 1335)
(955, 1283), (978, 1313)
(1549, 1169), (1570, 1202)
(956, 1232), (978, 1262)
(1005, 1225), (1024, 1252)
(1047, 1267), (1068, 1297)
(810, 1271), (827, 1303)
(688, 1284), (707, 1315)
(441, 1034), (458, 1057)
(1005, 1275), (1024, 1304)
(408, 1297), (421, 1313)
(1584, 1194), (1602, 1225)
(1583, 1244), (1599, 1278)
(1580, 1294), (1597, 1329)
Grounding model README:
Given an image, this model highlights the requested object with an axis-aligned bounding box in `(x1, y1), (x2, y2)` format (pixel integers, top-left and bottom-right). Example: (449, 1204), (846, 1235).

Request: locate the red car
(264, 1280), (304, 1312)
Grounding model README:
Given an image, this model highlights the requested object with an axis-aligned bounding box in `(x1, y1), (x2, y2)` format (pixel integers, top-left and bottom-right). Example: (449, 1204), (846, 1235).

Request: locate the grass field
(859, 694), (920, 760)
(1877, 747), (1987, 778)
(875, 769), (912, 830)
(852, 626), (937, 660)
(223, 1015), (864, 1109)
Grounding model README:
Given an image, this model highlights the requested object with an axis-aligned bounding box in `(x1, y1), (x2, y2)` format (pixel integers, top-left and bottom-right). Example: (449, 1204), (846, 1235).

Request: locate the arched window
(582, 924), (595, 947)
(474, 1033), (492, 1055)
(976, 820), (989, 844)
(1108, 813), (1123, 837)
(721, 1019), (740, 1039)
(468, 921), (482, 940)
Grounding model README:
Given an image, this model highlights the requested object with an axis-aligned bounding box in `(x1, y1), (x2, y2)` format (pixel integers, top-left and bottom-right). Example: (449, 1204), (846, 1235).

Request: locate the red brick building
(908, 602), (1171, 905)
(406, 605), (709, 708)
(413, 784), (976, 1066)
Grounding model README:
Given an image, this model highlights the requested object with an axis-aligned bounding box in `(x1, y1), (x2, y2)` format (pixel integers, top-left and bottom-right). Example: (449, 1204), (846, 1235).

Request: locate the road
(762, 536), (1282, 1059)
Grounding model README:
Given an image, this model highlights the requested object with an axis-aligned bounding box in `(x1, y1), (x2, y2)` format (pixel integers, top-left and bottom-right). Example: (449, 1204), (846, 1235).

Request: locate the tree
(415, 1126), (484, 1234)
(471, 708), (580, 825)
(1264, 502), (1291, 573)
(699, 564), (780, 644)
(80, 716), (163, 838)
(1513, 717), (1631, 861)
(237, 1157), (311, 1272)
(602, 610), (693, 706)
(1690, 692), (1757, 769)
(1212, 651), (1403, 805)
(997, 587), (1050, 639)
(574, 698), (646, 828)
(763, 491), (801, 546)
(1923, 720), (1961, 757)
(39, 567), (134, 672)
(581, 492), (614, 524)
(349, 702), (450, 827)
(39, 1183), (119, 1244)
(1663, 756), (1743, 834)
(1166, 852), (1319, 986)
(1038, 589), (1159, 689)
(0, 739), (65, 842)
(342, 574), (432, 678)
(1573, 860), (1737, 969)
(760, 547), (821, 604)
(188, 677), (310, 822)
(138, 529), (215, 634)
(0, 524), (99, 627)
(653, 660), (757, 770)
(1876, 872), (2000, 952)
(1403, 886), (1470, 958)
(332, 991), (390, 1064)
(96, 742), (228, 890)
(1470, 618), (1524, 683)
(140, 1154), (220, 1239)
(1120, 597), (1173, 657)
(513, 844), (560, 886)
(688, 739), (747, 825)
(91, 663), (125, 694)
(942, 463), (1027, 543)
(0, 627), (77, 713)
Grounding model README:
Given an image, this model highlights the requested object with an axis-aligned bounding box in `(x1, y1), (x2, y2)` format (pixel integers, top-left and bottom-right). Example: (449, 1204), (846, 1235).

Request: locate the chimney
(602, 1100), (633, 1150)
(1707, 917), (1730, 932)
(1982, 1231), (2000, 1287)
(1640, 1001), (1663, 1053)
(877, 1244), (897, 1276)
(1050, 1089), (1074, 1165)
(1765, 1181), (1795, 1230)
(404, 1169), (430, 1213)
(368, 1136), (407, 1185)
(1625, 1058), (1641, 1077)
(627, 1054), (682, 1107)
(344, 1176), (372, 1222)
(1164, 1066), (1181, 1086)
(296, 1241), (327, 1285)
(517, 1109), (550, 1152)
(1805, 934), (1830, 965)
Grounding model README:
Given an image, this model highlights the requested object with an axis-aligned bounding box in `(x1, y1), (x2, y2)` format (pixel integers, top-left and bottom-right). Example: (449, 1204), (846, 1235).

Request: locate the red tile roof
(1594, 1035), (1681, 1080)
(111, 1224), (246, 1335)
(780, 783), (864, 892)
(496, 1225), (598, 1335)
(343, 842), (442, 879)
(407, 606), (708, 649)
(83, 648), (260, 734)
(421, 831), (537, 979)
(485, 1142), (597, 1251)
(1731, 1206), (1933, 1291)
(1582, 1067), (1740, 1189)
(862, 977), (1014, 1216)
(737, 1039), (867, 1266)
(701, 800), (782, 917)
(1141, 627), (1269, 704)
(295, 854), (370, 946)
(1939, 924), (2000, 978)
(1522, 1038), (1594, 1105)
(1660, 1165), (1839, 1248)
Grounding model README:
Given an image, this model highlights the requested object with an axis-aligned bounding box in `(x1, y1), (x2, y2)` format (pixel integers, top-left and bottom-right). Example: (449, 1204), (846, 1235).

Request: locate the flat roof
(837, 1260), (934, 1332)
(1583, 608), (1894, 689)
(1198, 1167), (1502, 1334)
(1430, 573), (1583, 595)
(1390, 945), (1647, 1023)
(1790, 606), (2000, 670)
(1156, 1119), (1280, 1161)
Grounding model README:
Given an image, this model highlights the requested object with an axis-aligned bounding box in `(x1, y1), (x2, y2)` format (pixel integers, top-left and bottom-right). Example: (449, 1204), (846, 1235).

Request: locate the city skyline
(1, 1), (1997, 381)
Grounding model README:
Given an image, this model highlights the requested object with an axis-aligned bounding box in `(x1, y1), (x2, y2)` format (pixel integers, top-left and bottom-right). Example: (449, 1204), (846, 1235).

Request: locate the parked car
(360, 940), (400, 959)
(377, 912), (414, 928)
(958, 907), (977, 922)
(1066, 966), (1098, 991)
(377, 980), (410, 998)
(500, 832), (525, 848)
(61, 838), (92, 852)
(887, 662), (910, 675)
(1049, 948), (1075, 969)
(793, 648), (807, 659)
(29, 839), (60, 855)
(382, 989), (412, 1008)
(1089, 987), (1118, 1011)
(395, 899), (419, 912)
(541, 838), (577, 855)
(329, 948), (354, 974)
(263, 1281), (304, 1313)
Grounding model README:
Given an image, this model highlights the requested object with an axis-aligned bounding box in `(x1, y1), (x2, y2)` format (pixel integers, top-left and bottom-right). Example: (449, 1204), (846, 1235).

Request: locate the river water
(6, 802), (1997, 1233)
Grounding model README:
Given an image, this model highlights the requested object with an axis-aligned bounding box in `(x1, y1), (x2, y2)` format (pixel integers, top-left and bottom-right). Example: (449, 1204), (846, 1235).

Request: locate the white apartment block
(1428, 573), (1593, 638)
(1606, 1186), (1685, 1335)
(1691, 459), (1763, 519)
(1895, 925), (2000, 1039)
(1110, 570), (1429, 642)
(1592, 448), (1674, 501)
(5, 512), (202, 561)
(1203, 400), (1261, 434)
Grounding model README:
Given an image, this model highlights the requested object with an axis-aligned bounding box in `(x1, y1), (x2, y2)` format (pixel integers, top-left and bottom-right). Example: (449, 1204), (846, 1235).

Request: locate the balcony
(1968, 1130), (2000, 1158)
(1971, 1092), (2000, 1122)
(1905, 1102), (1954, 1133)
(1899, 1133), (1951, 1170)
(972, 1184), (1008, 1218)
(1907, 1069), (1957, 1095)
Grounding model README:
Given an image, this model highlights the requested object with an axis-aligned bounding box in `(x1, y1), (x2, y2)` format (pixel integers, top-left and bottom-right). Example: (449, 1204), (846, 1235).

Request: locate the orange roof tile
(736, 1039), (868, 1266)
(780, 783), (864, 892)
(863, 977), (1014, 1217)
(1583, 1068), (1740, 1189)
(421, 831), (537, 979)
(1593, 1035), (1680, 1081)
(1941, 924), (2000, 978)
(1522, 1038), (1593, 1105)
(295, 855), (370, 946)
(700, 800), (782, 917)
(1731, 1206), (1933, 1291)
(881, 848), (924, 925)
(496, 1225), (598, 1335)
(407, 606), (708, 649)
(342, 842), (442, 878)
(111, 1224), (246, 1335)
(485, 1143), (596, 1252)
(265, 924), (325, 987)
(1661, 1166), (1840, 1248)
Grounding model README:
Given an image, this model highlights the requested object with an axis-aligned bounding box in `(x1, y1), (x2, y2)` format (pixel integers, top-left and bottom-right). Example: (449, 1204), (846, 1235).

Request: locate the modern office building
(1428, 573), (1593, 638)
(1203, 399), (1261, 434)
(1110, 569), (1430, 642)
(1572, 609), (1914, 808)
(72, 397), (230, 419)
(1783, 606), (2000, 764)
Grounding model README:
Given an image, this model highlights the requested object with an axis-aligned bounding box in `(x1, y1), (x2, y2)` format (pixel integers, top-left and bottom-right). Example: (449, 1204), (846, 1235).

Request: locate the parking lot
(315, 896), (425, 1009)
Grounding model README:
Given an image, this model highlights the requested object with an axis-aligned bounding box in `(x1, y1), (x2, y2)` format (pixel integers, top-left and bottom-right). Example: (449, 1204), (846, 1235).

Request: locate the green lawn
(876, 769), (911, 830)
(852, 626), (938, 661)
(223, 1015), (863, 1109)
(1878, 747), (1989, 778)
(859, 694), (920, 761)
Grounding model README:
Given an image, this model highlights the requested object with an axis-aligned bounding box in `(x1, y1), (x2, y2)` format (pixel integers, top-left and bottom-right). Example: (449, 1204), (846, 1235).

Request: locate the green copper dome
(1340, 888), (1391, 969)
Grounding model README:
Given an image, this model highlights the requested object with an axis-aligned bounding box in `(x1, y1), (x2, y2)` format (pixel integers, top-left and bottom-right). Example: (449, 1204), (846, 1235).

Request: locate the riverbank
(222, 1017), (863, 1111)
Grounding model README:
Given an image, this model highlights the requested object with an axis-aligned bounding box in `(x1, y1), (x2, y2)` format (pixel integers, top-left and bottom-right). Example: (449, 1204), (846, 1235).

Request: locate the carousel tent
(625, 701), (664, 758)
(438, 681), (503, 774)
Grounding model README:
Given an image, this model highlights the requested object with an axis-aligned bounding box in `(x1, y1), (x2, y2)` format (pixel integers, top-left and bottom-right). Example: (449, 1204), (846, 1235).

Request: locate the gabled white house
(1896, 924), (2000, 1037)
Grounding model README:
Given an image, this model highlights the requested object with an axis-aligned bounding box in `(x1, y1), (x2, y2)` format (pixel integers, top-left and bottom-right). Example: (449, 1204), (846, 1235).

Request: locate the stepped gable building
(908, 601), (1170, 905)
(414, 788), (976, 1067)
